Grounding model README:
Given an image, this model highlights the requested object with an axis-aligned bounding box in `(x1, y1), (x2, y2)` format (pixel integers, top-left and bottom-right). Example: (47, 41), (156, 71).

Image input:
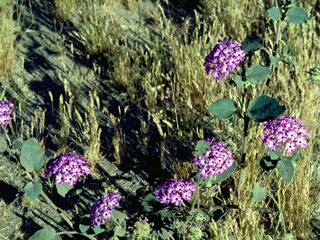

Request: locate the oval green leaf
(20, 138), (44, 172)
(56, 183), (73, 198)
(267, 7), (281, 21)
(286, 7), (308, 24)
(0, 136), (7, 153)
(195, 140), (211, 157)
(29, 226), (57, 240)
(246, 64), (271, 83)
(277, 159), (294, 183)
(212, 160), (238, 184)
(241, 36), (263, 53)
(24, 181), (42, 201)
(248, 95), (286, 122)
(252, 182), (267, 202)
(12, 139), (23, 150)
(209, 98), (237, 119)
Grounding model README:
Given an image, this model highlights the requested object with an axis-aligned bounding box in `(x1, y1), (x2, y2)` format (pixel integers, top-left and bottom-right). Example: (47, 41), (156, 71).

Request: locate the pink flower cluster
(90, 192), (122, 226)
(0, 100), (14, 126)
(155, 178), (196, 206)
(262, 115), (309, 154)
(193, 137), (235, 178)
(204, 39), (246, 81)
(45, 153), (91, 186)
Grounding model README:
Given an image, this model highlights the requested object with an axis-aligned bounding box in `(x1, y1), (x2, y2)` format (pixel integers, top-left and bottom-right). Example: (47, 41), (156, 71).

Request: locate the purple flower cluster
(204, 39), (246, 81)
(90, 192), (122, 226)
(155, 178), (196, 206)
(0, 100), (13, 126)
(262, 115), (309, 154)
(45, 153), (91, 186)
(193, 137), (235, 178)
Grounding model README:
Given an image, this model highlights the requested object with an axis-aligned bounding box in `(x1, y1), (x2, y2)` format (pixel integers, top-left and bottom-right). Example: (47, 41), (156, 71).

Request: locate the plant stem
(1, 125), (11, 146)
(25, 172), (74, 229)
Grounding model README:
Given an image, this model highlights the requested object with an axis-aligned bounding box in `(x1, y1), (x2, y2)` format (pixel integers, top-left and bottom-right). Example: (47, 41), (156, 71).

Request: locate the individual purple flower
(0, 100), (14, 126)
(204, 39), (246, 81)
(155, 178), (196, 206)
(90, 192), (122, 226)
(45, 153), (91, 186)
(262, 115), (309, 155)
(193, 138), (235, 179)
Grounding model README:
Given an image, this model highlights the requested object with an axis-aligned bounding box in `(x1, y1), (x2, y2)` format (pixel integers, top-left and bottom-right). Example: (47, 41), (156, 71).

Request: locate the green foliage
(233, 75), (243, 88)
(209, 98), (237, 119)
(79, 214), (105, 236)
(205, 160), (238, 186)
(12, 139), (23, 150)
(188, 226), (203, 240)
(268, 150), (281, 160)
(282, 44), (291, 57)
(56, 183), (73, 197)
(267, 7), (281, 21)
(277, 157), (295, 182)
(0, 89), (5, 100)
(141, 193), (159, 213)
(248, 95), (286, 122)
(246, 64), (271, 83)
(241, 36), (263, 53)
(29, 226), (61, 240)
(0, 136), (7, 153)
(252, 182), (267, 202)
(285, 7), (308, 24)
(20, 138), (44, 172)
(309, 65), (320, 84)
(133, 221), (152, 240)
(24, 181), (42, 201)
(260, 156), (278, 171)
(112, 210), (129, 237)
(269, 54), (281, 68)
(194, 140), (211, 157)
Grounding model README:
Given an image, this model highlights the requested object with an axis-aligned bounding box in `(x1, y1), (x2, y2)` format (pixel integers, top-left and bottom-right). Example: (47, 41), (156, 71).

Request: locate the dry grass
(54, 0), (319, 238)
(0, 0), (18, 80)
(0, 0), (316, 238)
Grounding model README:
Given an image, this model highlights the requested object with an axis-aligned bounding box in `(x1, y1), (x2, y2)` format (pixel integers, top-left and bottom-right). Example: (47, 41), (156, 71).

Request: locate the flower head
(193, 137), (235, 178)
(90, 192), (122, 226)
(155, 178), (196, 206)
(45, 153), (91, 186)
(204, 39), (246, 81)
(0, 100), (14, 126)
(262, 115), (309, 155)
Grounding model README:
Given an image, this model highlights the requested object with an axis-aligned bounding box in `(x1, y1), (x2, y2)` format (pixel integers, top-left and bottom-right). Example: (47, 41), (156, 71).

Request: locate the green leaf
(268, 150), (281, 160)
(0, 89), (5, 101)
(269, 55), (281, 68)
(252, 182), (267, 202)
(241, 36), (263, 53)
(20, 138), (44, 172)
(286, 7), (308, 24)
(56, 183), (73, 198)
(12, 139), (23, 150)
(111, 210), (129, 225)
(248, 95), (286, 122)
(211, 160), (237, 184)
(24, 181), (42, 201)
(283, 44), (291, 57)
(209, 98), (237, 119)
(246, 64), (271, 83)
(267, 7), (281, 21)
(0, 136), (7, 153)
(195, 140), (211, 157)
(114, 225), (126, 237)
(79, 224), (90, 233)
(142, 193), (159, 212)
(277, 158), (295, 182)
(233, 75), (243, 88)
(29, 226), (57, 240)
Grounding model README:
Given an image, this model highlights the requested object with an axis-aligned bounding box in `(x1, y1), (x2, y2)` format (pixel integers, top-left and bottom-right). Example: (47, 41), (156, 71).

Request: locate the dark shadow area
(0, 180), (18, 204)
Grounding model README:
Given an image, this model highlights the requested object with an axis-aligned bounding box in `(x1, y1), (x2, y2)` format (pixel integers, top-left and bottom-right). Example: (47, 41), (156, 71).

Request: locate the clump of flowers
(0, 100), (14, 126)
(155, 178), (196, 206)
(193, 137), (235, 179)
(90, 192), (122, 226)
(45, 153), (91, 186)
(262, 115), (309, 154)
(204, 39), (246, 82)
